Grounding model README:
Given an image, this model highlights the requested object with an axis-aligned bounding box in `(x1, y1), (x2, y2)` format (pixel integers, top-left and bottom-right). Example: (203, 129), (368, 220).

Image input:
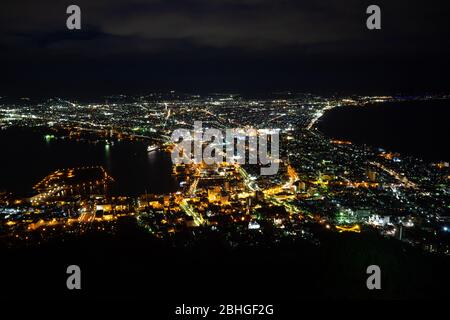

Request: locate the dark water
(318, 99), (450, 162)
(0, 128), (177, 197)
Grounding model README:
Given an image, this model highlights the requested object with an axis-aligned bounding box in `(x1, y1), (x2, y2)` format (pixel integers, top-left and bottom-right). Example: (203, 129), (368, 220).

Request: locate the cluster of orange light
(336, 225), (361, 233)
(435, 162), (449, 169)
(378, 152), (399, 160)
(331, 140), (352, 145)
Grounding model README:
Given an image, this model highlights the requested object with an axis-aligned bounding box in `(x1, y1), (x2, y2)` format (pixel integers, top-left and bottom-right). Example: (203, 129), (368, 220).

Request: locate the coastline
(315, 99), (450, 163)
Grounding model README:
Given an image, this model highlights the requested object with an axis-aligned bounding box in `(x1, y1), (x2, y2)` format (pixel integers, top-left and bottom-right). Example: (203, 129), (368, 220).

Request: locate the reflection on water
(0, 128), (177, 197)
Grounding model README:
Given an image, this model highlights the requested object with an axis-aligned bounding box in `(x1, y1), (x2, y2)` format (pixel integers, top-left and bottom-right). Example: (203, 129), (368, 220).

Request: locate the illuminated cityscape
(1, 0), (450, 307)
(1, 93), (449, 257)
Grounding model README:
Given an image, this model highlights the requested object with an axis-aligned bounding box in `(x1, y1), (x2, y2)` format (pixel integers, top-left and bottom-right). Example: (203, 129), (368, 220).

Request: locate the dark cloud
(1, 0), (449, 96)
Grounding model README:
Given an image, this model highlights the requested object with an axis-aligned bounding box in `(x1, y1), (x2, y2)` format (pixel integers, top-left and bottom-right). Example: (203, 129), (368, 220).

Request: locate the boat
(147, 145), (158, 153)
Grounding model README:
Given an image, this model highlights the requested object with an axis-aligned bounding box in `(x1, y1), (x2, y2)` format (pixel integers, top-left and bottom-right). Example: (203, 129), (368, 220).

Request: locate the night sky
(1, 0), (450, 97)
